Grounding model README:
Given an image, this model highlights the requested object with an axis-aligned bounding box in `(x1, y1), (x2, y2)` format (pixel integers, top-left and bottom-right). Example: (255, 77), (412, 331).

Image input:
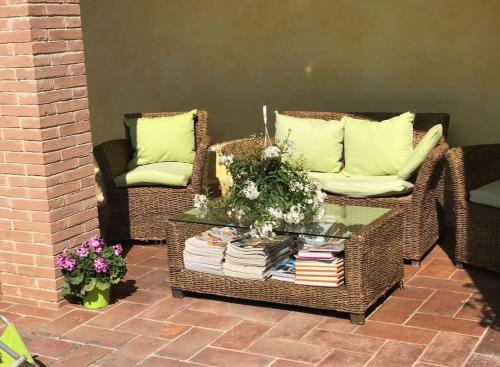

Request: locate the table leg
(411, 260), (420, 267)
(350, 313), (365, 325)
(171, 288), (185, 299)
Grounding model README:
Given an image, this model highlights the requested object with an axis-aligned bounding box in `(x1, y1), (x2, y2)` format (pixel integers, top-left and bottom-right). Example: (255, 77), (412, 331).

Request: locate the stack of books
(271, 258), (296, 282)
(183, 227), (240, 275)
(223, 236), (293, 280)
(295, 238), (345, 287)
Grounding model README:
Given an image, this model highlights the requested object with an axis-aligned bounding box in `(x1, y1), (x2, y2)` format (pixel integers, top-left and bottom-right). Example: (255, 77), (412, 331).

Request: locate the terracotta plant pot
(83, 286), (110, 309)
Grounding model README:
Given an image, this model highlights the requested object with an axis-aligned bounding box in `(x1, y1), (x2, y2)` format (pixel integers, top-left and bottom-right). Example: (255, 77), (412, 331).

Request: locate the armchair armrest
(189, 135), (211, 193)
(93, 139), (132, 194)
(446, 144), (500, 209)
(411, 141), (449, 207)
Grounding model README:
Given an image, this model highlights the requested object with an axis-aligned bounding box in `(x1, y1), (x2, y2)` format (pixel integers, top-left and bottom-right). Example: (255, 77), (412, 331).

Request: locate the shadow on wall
(80, 0), (500, 147)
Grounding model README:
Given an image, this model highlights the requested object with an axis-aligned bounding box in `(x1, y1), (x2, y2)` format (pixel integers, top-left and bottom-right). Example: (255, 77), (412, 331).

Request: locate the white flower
(314, 207), (325, 221)
(290, 181), (304, 192)
(218, 154), (234, 167)
(243, 181), (260, 200)
(310, 179), (322, 190)
(284, 204), (305, 224)
(268, 207), (283, 219)
(315, 189), (327, 203)
(193, 194), (207, 209)
(251, 222), (276, 238)
(262, 145), (280, 159)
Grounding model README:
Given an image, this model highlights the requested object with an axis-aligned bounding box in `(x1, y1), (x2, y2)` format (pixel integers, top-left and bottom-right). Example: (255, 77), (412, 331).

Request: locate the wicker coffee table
(166, 204), (403, 324)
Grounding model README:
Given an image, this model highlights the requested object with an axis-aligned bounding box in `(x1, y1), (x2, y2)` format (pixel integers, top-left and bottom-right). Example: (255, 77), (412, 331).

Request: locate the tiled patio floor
(1, 244), (499, 367)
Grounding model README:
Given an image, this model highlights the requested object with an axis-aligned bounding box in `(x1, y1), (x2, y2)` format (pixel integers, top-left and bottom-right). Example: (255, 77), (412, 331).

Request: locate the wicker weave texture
(166, 209), (403, 318)
(447, 145), (500, 273)
(222, 112), (450, 262)
(94, 111), (210, 242)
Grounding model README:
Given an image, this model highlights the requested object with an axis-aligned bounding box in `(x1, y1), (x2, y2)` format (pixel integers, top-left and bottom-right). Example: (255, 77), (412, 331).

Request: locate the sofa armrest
(93, 139), (132, 194)
(446, 144), (500, 209)
(411, 141), (449, 208)
(189, 135), (211, 194)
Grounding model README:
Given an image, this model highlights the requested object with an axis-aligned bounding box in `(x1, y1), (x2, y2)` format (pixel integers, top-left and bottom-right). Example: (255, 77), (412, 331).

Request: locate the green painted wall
(81, 0), (500, 146)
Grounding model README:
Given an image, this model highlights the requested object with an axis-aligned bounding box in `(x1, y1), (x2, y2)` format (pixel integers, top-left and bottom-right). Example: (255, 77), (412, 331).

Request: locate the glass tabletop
(171, 203), (391, 239)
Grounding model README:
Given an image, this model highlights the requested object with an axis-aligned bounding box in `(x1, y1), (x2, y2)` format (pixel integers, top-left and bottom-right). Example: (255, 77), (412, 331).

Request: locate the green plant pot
(83, 286), (110, 309)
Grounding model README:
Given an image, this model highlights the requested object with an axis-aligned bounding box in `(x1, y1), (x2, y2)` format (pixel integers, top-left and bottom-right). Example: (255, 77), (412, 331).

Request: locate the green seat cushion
(275, 112), (344, 173)
(469, 179), (500, 209)
(343, 112), (415, 176)
(114, 162), (193, 187)
(309, 171), (414, 198)
(126, 110), (197, 169)
(398, 124), (443, 180)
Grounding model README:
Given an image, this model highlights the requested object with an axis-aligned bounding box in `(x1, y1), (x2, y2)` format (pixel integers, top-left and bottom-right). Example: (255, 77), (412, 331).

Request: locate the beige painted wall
(81, 0), (500, 147)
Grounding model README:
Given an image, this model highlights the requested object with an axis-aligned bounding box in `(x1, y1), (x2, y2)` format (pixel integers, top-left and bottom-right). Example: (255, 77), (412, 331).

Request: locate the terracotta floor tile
(455, 292), (499, 325)
(318, 349), (372, 367)
(450, 269), (473, 282)
(247, 337), (330, 364)
(116, 318), (190, 339)
(417, 258), (460, 278)
(223, 302), (290, 323)
(316, 316), (359, 333)
(137, 356), (205, 367)
(475, 328), (500, 356)
(50, 344), (111, 367)
(0, 301), (13, 310)
(270, 359), (313, 367)
(191, 347), (274, 367)
(406, 313), (486, 336)
(64, 325), (134, 348)
(139, 297), (195, 321)
(23, 334), (78, 359)
(392, 286), (434, 301)
(134, 269), (169, 289)
(97, 336), (167, 367)
(428, 244), (452, 259)
(408, 276), (475, 293)
(14, 316), (48, 334)
(356, 321), (437, 344)
(86, 301), (149, 328)
(125, 265), (153, 279)
(420, 332), (478, 366)
(265, 312), (323, 341)
(188, 299), (231, 313)
(35, 309), (98, 336)
(366, 340), (425, 367)
(136, 257), (168, 269)
(212, 320), (271, 350)
(466, 353), (500, 367)
(148, 281), (172, 293)
(418, 290), (470, 316)
(117, 289), (166, 304)
(157, 327), (222, 360)
(4, 304), (71, 320)
(404, 265), (420, 282)
(369, 297), (423, 324)
(301, 329), (384, 354)
(168, 309), (241, 330)
(413, 364), (439, 367)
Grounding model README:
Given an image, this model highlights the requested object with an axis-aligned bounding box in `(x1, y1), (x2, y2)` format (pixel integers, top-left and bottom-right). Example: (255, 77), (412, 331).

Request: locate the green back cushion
(126, 110), (197, 169)
(275, 112), (344, 173)
(343, 112), (415, 176)
(114, 162), (193, 187)
(398, 124), (443, 180)
(470, 179), (500, 209)
(309, 171), (414, 198)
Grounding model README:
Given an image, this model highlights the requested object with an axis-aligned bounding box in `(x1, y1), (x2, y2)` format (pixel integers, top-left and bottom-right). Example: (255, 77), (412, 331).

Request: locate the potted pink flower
(56, 235), (127, 309)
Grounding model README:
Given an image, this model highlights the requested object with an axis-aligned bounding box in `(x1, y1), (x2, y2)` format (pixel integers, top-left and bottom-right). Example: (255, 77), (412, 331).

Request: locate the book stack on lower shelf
(294, 236), (345, 287)
(223, 236), (293, 280)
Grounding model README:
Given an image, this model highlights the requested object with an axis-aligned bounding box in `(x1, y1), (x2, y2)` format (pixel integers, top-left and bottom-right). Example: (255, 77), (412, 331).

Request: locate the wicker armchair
(94, 111), (210, 242)
(446, 145), (500, 273)
(222, 112), (450, 265)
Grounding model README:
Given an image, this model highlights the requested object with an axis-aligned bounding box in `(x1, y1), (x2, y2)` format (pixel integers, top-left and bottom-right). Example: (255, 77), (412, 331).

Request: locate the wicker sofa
(94, 111), (210, 242)
(446, 145), (500, 273)
(222, 111), (450, 265)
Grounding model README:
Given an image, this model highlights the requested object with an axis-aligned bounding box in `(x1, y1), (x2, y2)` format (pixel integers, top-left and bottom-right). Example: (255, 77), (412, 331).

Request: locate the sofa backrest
(282, 112), (450, 148)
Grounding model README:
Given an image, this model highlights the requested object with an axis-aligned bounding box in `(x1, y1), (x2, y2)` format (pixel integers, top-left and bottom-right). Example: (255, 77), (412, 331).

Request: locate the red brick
(45, 4), (80, 16)
(51, 51), (84, 65)
(49, 28), (82, 41)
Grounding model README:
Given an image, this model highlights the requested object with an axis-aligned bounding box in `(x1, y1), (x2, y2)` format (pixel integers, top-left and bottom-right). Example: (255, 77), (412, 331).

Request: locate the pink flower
(87, 235), (103, 254)
(94, 258), (109, 273)
(113, 244), (123, 257)
(56, 255), (76, 271)
(76, 245), (89, 258)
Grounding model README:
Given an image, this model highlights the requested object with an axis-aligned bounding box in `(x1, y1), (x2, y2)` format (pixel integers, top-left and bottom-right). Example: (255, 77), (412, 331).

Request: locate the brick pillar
(0, 0), (98, 308)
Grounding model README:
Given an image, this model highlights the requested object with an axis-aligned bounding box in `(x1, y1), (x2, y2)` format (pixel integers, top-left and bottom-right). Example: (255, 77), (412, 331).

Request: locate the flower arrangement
(56, 235), (127, 298)
(198, 136), (326, 238)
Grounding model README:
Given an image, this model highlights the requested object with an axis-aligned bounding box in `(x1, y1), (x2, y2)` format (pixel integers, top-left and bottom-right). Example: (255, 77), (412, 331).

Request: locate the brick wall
(0, 0), (98, 308)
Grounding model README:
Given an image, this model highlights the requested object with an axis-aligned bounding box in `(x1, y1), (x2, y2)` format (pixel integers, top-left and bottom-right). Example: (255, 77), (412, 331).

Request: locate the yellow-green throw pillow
(398, 124), (443, 180)
(275, 112), (344, 173)
(114, 162), (193, 187)
(343, 112), (415, 176)
(126, 110), (197, 169)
